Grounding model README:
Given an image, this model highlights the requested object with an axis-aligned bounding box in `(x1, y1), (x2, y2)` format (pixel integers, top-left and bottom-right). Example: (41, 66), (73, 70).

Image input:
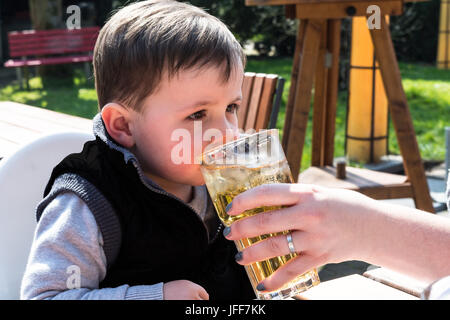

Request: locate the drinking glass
(200, 129), (320, 300)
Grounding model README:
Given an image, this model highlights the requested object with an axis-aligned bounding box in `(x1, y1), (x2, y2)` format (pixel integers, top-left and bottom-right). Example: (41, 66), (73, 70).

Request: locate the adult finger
(226, 183), (318, 216)
(224, 205), (306, 241)
(256, 254), (322, 294)
(235, 231), (308, 266)
(197, 286), (209, 300)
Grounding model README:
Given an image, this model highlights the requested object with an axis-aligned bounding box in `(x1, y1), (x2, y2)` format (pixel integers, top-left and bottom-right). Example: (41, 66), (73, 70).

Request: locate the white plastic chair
(0, 131), (94, 299)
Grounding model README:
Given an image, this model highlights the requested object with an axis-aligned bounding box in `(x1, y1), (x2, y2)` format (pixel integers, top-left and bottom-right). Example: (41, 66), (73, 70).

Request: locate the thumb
(198, 286), (209, 300)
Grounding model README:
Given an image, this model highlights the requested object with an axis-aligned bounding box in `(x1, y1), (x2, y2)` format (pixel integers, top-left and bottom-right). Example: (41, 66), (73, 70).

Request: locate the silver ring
(286, 232), (296, 254)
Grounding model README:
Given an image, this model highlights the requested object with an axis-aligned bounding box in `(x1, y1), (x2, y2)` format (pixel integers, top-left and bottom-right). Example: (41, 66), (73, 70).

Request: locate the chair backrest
(0, 131), (94, 299)
(238, 72), (284, 131)
(7, 27), (100, 58)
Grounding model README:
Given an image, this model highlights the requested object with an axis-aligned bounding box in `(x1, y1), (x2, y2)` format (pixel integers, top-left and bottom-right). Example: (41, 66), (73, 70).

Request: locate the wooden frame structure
(246, 0), (434, 213)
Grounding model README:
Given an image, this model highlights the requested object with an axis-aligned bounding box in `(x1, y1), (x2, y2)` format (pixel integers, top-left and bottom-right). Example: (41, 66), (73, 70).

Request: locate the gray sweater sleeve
(20, 192), (164, 300)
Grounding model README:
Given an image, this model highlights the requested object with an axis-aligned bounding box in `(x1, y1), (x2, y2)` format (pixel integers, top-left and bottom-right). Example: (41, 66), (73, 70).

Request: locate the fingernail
(223, 226), (231, 237)
(225, 202), (232, 213)
(256, 283), (266, 292)
(234, 251), (243, 262)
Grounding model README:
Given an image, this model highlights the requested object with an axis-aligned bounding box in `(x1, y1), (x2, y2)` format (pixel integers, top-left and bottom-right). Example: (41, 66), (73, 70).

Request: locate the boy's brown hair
(93, 0), (246, 112)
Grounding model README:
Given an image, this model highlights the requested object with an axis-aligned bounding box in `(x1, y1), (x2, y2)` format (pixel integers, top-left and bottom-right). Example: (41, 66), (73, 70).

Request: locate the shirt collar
(92, 113), (208, 217)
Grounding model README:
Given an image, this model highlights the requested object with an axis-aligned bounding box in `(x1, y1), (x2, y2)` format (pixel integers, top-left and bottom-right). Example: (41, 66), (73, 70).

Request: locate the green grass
(390, 63), (450, 162)
(0, 69), (99, 119)
(1, 59), (449, 171)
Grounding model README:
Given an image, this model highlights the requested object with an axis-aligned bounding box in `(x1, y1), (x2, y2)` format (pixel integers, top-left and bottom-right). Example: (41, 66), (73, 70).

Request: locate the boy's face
(129, 64), (243, 187)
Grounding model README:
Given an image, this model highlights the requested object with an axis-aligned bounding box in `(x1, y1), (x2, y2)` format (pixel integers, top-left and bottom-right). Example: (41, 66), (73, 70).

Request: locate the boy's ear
(101, 103), (135, 148)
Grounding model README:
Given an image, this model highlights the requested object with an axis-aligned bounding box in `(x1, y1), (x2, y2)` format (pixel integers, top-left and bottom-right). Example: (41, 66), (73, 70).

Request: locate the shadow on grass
(0, 67), (99, 120)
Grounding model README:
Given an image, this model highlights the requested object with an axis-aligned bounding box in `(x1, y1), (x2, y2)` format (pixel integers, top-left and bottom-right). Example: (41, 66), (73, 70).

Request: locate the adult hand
(223, 183), (378, 292)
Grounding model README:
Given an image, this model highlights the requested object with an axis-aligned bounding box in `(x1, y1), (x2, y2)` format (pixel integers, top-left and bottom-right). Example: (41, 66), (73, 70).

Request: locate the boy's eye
(226, 103), (240, 114)
(187, 110), (206, 121)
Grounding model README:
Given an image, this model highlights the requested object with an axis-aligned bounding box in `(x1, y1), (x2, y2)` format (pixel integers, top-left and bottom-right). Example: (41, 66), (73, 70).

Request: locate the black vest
(39, 136), (255, 300)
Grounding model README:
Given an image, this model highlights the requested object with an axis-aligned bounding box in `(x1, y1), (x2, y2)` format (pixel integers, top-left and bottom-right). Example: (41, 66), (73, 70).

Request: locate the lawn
(1, 58), (449, 171)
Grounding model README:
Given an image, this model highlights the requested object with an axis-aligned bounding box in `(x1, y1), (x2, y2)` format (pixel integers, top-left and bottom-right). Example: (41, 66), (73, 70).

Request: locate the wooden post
(285, 19), (325, 181)
(369, 15), (434, 213)
(336, 160), (346, 179)
(16, 67), (23, 90)
(283, 18), (307, 150)
(323, 19), (341, 165)
(437, 0), (450, 69)
(311, 23), (329, 166)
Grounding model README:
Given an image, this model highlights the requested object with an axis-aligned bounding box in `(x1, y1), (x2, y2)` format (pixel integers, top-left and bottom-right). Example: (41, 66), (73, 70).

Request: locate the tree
(189, 0), (297, 56)
(28, 0), (68, 78)
(29, 0), (63, 30)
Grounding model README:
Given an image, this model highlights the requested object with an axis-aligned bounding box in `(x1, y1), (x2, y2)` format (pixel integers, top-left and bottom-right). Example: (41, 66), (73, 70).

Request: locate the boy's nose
(221, 123), (239, 144)
(209, 118), (239, 145)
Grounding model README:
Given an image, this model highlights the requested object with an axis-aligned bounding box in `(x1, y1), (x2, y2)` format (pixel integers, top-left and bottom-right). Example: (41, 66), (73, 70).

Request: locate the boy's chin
(189, 175), (206, 186)
(184, 166), (206, 186)
(172, 166), (206, 186)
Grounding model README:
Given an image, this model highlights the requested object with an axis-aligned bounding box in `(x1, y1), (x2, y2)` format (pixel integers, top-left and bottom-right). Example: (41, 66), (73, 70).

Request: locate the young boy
(21, 0), (255, 300)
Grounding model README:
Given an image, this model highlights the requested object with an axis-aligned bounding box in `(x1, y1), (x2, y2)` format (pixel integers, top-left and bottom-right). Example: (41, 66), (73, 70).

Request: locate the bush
(188, 0), (298, 57)
(390, 0), (440, 63)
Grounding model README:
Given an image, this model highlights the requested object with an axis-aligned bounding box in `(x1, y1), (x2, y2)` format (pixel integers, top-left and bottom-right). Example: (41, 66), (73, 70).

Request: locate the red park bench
(4, 27), (100, 89)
